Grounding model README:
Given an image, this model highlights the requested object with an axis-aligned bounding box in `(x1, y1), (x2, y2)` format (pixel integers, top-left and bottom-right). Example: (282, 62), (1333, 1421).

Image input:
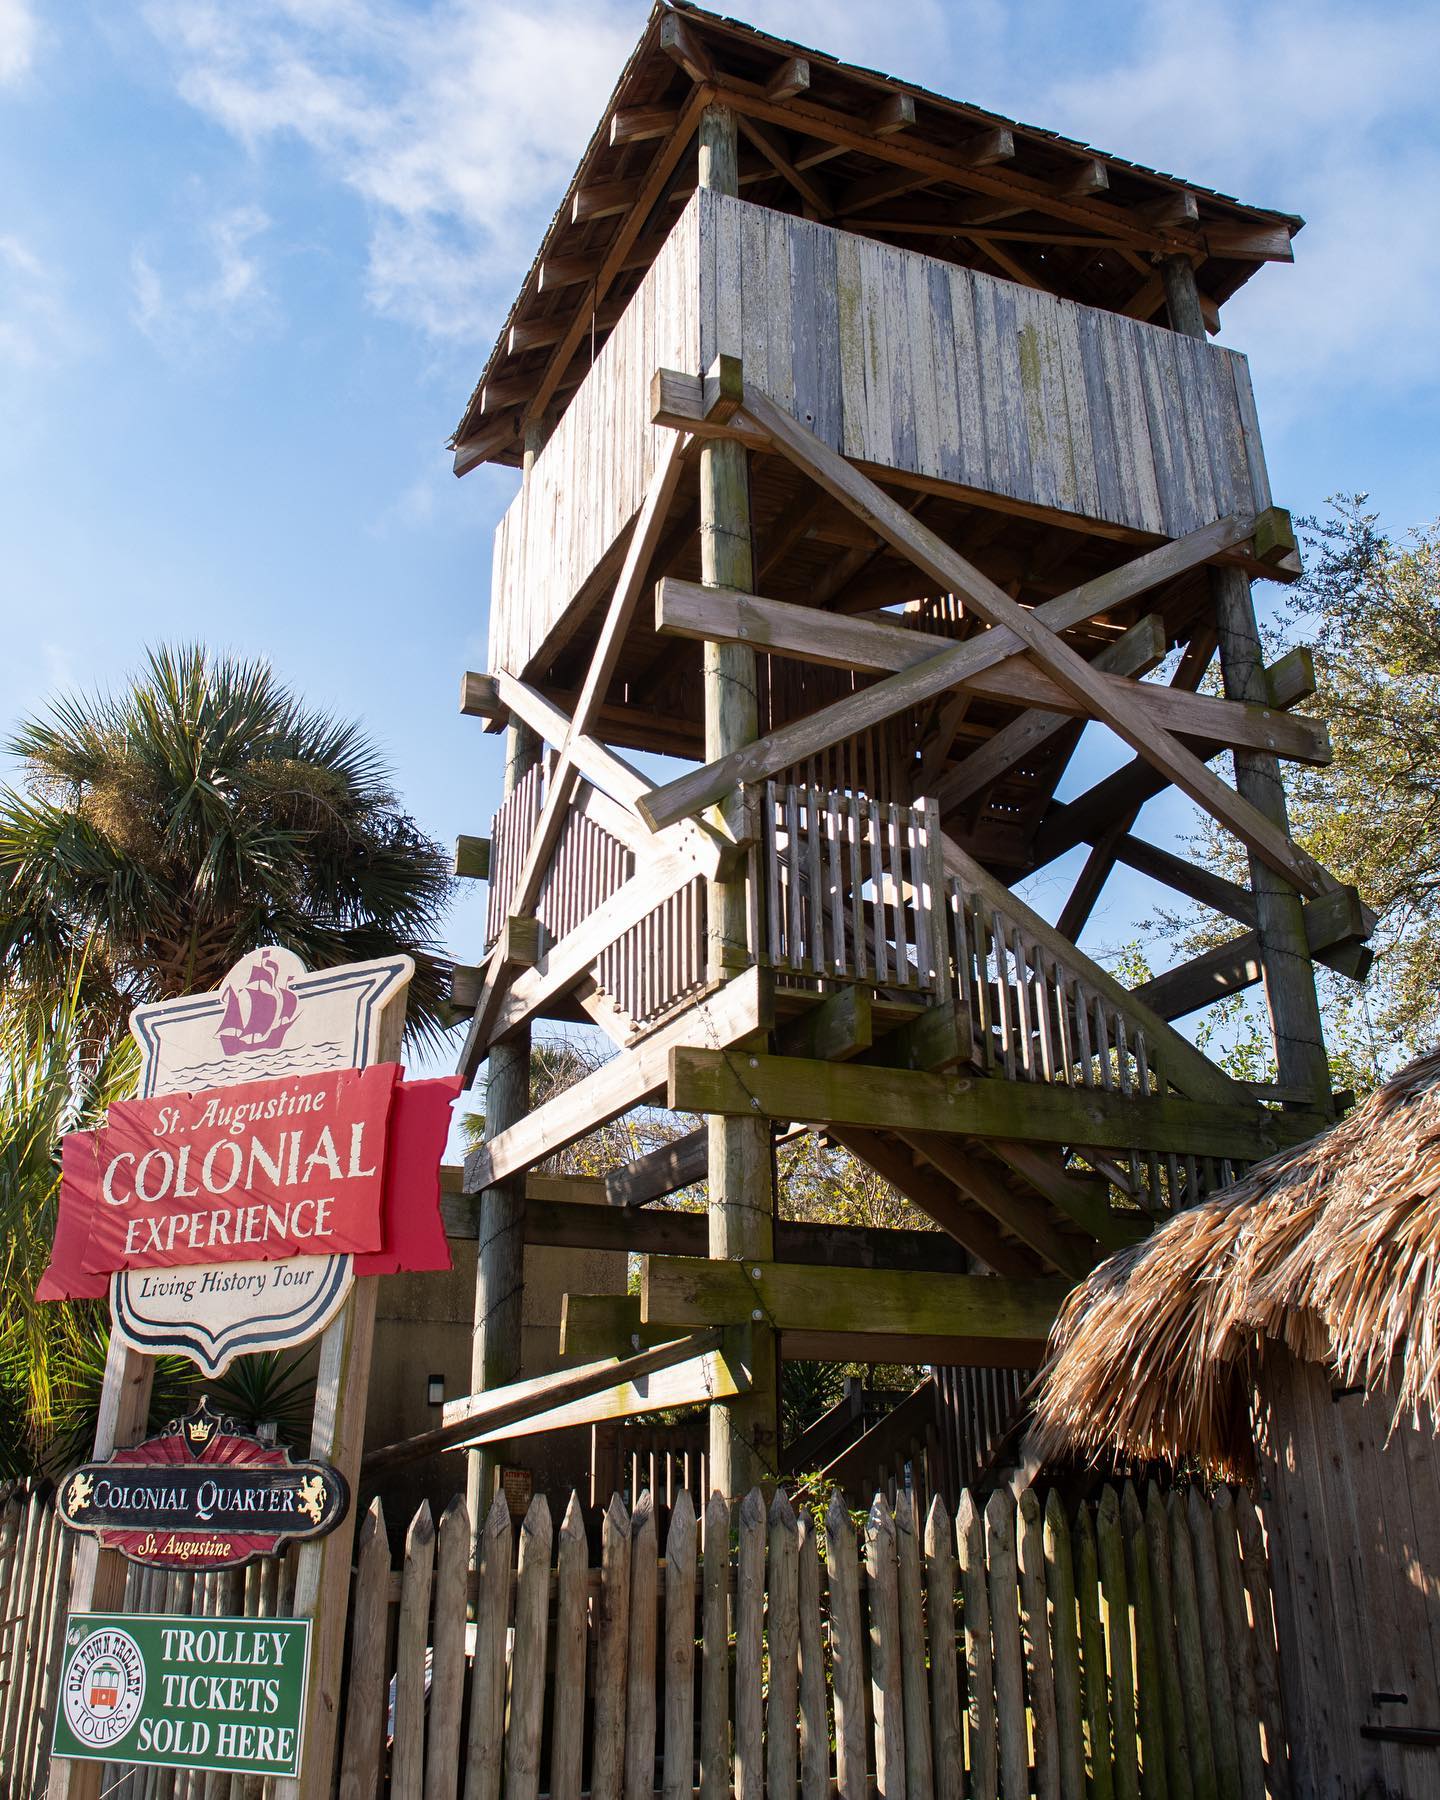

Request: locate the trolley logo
(62, 1626), (146, 1749)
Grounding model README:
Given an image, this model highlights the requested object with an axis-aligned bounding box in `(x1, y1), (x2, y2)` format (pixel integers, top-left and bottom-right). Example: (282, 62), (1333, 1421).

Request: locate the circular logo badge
(63, 1627), (146, 1750)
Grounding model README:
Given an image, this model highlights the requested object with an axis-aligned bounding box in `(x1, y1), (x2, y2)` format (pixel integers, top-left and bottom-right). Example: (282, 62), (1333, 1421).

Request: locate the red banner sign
(77, 1065), (400, 1275)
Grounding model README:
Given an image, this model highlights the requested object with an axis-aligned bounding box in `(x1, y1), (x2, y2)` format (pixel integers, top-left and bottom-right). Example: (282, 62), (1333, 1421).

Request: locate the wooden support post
(1167, 256), (1331, 1104)
(466, 419), (549, 1533)
(273, 984), (410, 1800)
(699, 102), (776, 1496)
(46, 1346), (154, 1800)
(1212, 561), (1332, 1100)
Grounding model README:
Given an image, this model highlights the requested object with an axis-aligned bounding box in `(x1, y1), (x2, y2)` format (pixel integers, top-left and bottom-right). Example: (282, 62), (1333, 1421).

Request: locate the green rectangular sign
(52, 1612), (310, 1776)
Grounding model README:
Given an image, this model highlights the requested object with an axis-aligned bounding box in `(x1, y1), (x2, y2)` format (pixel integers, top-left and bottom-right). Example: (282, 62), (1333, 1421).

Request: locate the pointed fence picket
(314, 1479), (1290, 1800)
(0, 1476), (1289, 1799)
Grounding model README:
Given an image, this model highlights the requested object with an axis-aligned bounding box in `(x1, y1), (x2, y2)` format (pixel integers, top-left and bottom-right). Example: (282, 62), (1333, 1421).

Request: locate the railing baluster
(848, 795), (868, 981)
(826, 791), (847, 976)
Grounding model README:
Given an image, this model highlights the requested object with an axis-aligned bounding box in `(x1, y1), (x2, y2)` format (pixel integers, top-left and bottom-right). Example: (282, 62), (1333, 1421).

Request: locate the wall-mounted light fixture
(427, 1374), (445, 1407)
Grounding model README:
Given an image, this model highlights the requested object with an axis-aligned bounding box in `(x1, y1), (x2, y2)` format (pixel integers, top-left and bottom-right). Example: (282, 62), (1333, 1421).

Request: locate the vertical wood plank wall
(1253, 1344), (1440, 1800)
(488, 201), (702, 681)
(488, 188), (1272, 688)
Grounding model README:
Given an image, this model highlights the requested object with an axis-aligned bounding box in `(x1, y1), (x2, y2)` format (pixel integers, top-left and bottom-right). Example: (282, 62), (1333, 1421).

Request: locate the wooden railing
(484, 760), (545, 949)
(594, 876), (707, 1032)
(330, 1478), (1290, 1799)
(762, 781), (940, 994)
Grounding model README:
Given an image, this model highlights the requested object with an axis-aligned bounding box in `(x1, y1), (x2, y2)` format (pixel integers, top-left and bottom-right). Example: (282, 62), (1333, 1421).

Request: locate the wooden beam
(987, 1141), (1148, 1253)
(604, 1128), (708, 1207)
(1114, 833), (1256, 926)
(1131, 934), (1264, 1021)
(898, 1132), (1097, 1278)
(782, 1328), (1046, 1367)
(477, 1196), (980, 1276)
(611, 105), (680, 145)
(932, 613), (1168, 810)
(766, 56), (811, 102)
(501, 437), (690, 942)
(492, 672), (725, 878)
(641, 1255), (1068, 1345)
(1132, 883), (1375, 1018)
(525, 84), (712, 428)
(465, 850), (692, 1067)
(826, 1127), (1040, 1278)
(712, 84), (1180, 252)
(454, 834), (490, 880)
(729, 388), (1341, 902)
(653, 576), (1330, 764)
(363, 1330), (725, 1475)
(465, 1341), (748, 1442)
(460, 670), (505, 722)
(1135, 189), (1200, 229)
(659, 12), (716, 83)
(774, 984), (875, 1063)
(669, 1048), (1318, 1162)
(453, 413), (522, 477)
(1204, 222), (1295, 262)
(736, 114), (831, 215)
(466, 966), (771, 1189)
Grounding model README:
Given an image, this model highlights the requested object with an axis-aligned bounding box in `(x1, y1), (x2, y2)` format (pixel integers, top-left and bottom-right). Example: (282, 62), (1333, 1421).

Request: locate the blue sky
(3, 0), (1438, 1081)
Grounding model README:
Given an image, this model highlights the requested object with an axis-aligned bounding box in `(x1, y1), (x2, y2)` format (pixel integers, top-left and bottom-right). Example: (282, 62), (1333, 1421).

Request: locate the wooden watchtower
(447, 2), (1372, 1504)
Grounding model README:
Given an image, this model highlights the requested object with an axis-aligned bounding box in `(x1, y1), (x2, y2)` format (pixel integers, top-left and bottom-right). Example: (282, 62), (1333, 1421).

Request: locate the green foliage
(1278, 498), (1440, 1080)
(0, 643), (454, 1049)
(0, 976), (135, 1475)
(1133, 498), (1439, 1092)
(207, 1351), (316, 1444)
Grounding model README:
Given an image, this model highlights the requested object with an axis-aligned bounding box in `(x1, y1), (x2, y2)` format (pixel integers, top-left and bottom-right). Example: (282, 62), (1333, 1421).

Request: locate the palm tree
(0, 644), (453, 1046)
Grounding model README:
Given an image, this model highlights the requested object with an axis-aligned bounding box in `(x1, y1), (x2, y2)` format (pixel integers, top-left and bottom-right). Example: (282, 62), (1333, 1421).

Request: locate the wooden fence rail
(338, 1479), (1289, 1800)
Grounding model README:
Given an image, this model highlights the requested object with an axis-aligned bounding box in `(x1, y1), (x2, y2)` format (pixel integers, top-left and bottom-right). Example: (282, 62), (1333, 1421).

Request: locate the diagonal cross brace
(639, 374), (1342, 904)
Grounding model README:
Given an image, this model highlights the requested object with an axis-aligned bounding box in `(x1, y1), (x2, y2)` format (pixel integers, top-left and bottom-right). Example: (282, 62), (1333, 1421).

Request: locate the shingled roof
(454, 0), (1303, 472)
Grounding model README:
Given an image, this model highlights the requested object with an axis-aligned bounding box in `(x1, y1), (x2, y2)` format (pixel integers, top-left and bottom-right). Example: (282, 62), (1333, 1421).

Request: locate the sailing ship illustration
(218, 951), (300, 1055)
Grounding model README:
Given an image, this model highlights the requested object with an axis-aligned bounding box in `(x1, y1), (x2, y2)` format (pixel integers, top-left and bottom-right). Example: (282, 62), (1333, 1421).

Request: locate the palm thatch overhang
(453, 0), (1303, 472)
(1030, 1051), (1440, 1477)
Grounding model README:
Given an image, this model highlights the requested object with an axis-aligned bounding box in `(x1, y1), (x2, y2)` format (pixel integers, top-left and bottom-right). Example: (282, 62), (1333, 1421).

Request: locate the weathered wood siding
(699, 187), (1271, 540)
(488, 200), (702, 680)
(489, 189), (1272, 681)
(1253, 1344), (1440, 1800)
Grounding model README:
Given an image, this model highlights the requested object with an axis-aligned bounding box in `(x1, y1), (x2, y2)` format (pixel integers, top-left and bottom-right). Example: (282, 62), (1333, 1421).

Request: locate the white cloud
(138, 0), (1440, 409)
(130, 203), (274, 354)
(0, 0), (37, 85)
(1029, 0), (1440, 401)
(0, 234), (75, 370)
(142, 0), (640, 340)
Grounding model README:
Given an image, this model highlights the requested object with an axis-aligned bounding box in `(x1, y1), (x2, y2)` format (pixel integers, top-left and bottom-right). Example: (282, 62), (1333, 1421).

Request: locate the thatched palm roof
(1030, 1051), (1440, 1474)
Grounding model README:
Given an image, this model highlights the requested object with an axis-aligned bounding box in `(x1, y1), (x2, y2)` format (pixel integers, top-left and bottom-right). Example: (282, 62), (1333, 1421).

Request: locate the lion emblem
(296, 1474), (328, 1525)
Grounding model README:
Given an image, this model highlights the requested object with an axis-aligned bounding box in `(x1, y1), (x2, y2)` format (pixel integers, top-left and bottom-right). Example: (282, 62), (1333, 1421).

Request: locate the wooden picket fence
(0, 1477), (1290, 1798)
(0, 1485), (75, 1798)
(339, 1478), (1291, 1800)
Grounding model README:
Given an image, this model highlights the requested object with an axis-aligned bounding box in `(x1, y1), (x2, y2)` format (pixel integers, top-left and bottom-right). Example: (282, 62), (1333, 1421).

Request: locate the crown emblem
(172, 1397), (229, 1458)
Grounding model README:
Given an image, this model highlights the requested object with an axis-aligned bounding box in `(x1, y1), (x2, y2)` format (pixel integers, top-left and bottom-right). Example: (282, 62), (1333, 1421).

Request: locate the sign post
(45, 950), (434, 1800)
